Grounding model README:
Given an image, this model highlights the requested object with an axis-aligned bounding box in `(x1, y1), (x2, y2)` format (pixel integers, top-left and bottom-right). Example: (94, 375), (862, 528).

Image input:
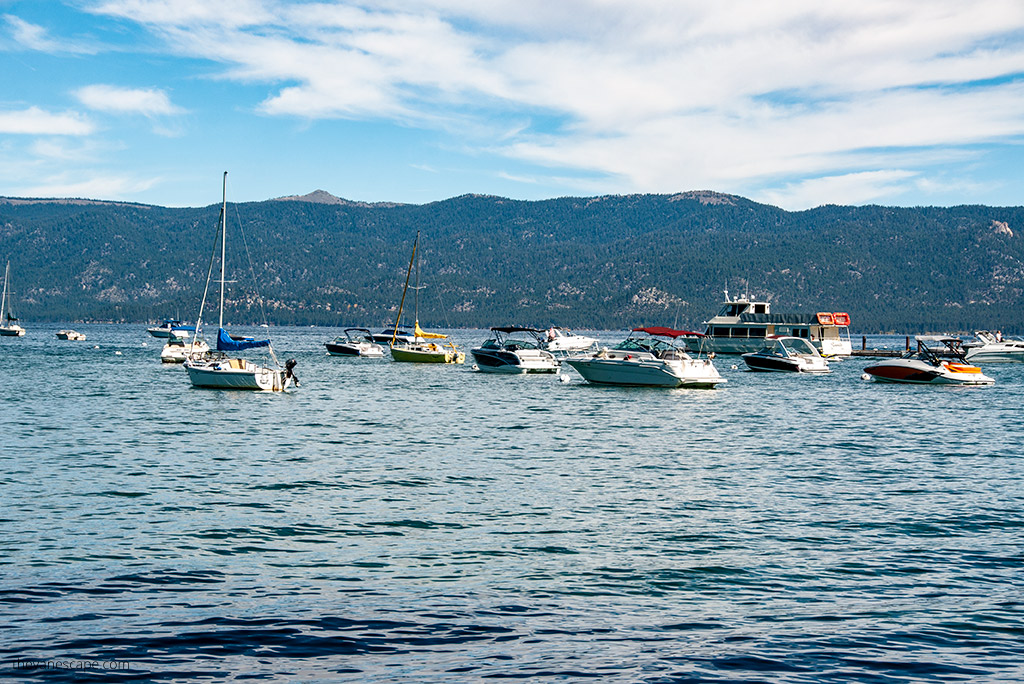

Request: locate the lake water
(2, 325), (1022, 682)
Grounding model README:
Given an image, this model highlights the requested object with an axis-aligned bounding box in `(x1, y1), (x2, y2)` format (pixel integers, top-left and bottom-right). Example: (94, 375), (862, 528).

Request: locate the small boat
(964, 330), (1024, 363)
(742, 335), (831, 373)
(56, 330), (86, 341)
(471, 327), (560, 374)
(160, 335), (210, 363)
(183, 172), (298, 391)
(864, 335), (994, 385)
(388, 231), (465, 364)
(0, 261), (26, 337)
(326, 328), (385, 357)
(147, 319), (195, 338)
(701, 290), (852, 355)
(564, 327), (726, 388)
(370, 328), (416, 345)
(541, 327), (597, 355)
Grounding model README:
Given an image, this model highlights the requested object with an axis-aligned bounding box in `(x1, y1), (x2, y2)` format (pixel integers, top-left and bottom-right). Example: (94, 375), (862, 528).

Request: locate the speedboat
(56, 329), (86, 341)
(564, 327), (725, 388)
(471, 327), (560, 374)
(160, 335), (210, 363)
(864, 336), (994, 385)
(147, 319), (194, 338)
(371, 327), (416, 345)
(742, 335), (831, 373)
(541, 327), (597, 354)
(326, 328), (385, 357)
(964, 331), (1024, 363)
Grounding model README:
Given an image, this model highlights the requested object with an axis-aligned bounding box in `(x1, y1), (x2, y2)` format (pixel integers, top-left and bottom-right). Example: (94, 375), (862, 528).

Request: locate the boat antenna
(392, 231), (418, 345)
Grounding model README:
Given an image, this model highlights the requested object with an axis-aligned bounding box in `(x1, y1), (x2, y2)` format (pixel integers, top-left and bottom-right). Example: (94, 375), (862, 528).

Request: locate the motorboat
(370, 327), (416, 345)
(388, 231), (465, 365)
(0, 261), (26, 337)
(563, 327), (726, 388)
(702, 290), (852, 355)
(160, 335), (210, 363)
(742, 335), (831, 373)
(326, 328), (385, 357)
(864, 336), (994, 385)
(964, 330), (1024, 363)
(541, 327), (597, 355)
(183, 172), (298, 391)
(147, 319), (194, 338)
(471, 327), (561, 374)
(56, 330), (86, 341)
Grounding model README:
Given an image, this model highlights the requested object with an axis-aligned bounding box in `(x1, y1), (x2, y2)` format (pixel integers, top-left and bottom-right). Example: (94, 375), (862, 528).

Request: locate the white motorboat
(471, 327), (560, 374)
(702, 290), (851, 355)
(0, 261), (26, 337)
(370, 328), (416, 345)
(742, 336), (831, 373)
(183, 172), (298, 391)
(326, 328), (385, 357)
(541, 327), (597, 354)
(964, 331), (1024, 363)
(864, 336), (994, 385)
(146, 319), (194, 338)
(160, 335), (210, 363)
(56, 330), (86, 341)
(564, 327), (726, 388)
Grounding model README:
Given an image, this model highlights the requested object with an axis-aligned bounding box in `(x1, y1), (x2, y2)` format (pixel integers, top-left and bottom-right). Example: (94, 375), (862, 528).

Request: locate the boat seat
(229, 358), (246, 369)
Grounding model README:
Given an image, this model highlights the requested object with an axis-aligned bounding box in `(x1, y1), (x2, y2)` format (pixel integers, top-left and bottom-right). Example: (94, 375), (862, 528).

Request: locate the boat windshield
(780, 337), (820, 356)
(492, 329), (544, 349)
(615, 334), (676, 355)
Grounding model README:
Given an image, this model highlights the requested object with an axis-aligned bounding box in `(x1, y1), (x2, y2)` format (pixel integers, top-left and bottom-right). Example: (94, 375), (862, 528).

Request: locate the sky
(2, 1), (1024, 210)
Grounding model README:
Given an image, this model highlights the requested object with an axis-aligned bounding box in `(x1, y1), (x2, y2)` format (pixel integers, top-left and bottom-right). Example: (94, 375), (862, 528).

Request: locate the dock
(849, 335), (909, 358)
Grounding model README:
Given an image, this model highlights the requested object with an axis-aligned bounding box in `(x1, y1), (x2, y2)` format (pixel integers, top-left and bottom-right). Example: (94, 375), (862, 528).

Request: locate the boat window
(746, 327), (766, 338)
(753, 304), (767, 314)
(711, 327), (731, 337)
(719, 303), (747, 316)
(731, 327), (750, 337)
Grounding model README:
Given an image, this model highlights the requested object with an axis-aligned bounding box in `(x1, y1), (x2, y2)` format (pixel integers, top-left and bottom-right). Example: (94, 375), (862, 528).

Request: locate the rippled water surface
(2, 325), (1022, 682)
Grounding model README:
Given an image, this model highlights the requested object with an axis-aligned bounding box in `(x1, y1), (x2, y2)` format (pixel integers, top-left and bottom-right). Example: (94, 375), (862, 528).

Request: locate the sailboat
(389, 231), (465, 364)
(183, 172), (298, 391)
(0, 261), (26, 337)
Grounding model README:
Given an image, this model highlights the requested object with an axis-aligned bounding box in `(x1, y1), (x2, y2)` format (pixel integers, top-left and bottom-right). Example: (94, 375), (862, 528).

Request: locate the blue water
(2, 325), (1022, 682)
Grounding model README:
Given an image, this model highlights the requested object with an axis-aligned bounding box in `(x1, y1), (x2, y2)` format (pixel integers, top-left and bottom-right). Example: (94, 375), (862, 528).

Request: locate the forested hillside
(1, 191), (1021, 332)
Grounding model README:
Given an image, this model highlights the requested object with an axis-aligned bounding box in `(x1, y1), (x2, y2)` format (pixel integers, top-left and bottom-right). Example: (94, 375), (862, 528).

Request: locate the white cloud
(83, 0), (1024, 202)
(755, 170), (920, 210)
(16, 173), (159, 200)
(0, 107), (94, 135)
(74, 84), (186, 116)
(3, 14), (96, 54)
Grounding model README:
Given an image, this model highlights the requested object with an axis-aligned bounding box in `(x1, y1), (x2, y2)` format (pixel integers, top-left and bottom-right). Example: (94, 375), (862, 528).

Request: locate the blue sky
(2, 1), (1024, 210)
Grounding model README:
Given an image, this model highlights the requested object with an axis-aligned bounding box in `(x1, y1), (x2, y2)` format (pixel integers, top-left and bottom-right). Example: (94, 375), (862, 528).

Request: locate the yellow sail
(414, 321), (448, 339)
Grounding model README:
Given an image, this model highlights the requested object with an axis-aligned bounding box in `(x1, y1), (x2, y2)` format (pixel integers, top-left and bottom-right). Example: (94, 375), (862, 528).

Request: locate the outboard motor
(284, 358), (299, 387)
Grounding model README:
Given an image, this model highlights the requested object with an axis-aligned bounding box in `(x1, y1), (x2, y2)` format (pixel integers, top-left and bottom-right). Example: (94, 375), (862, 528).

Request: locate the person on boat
(996, 330), (1003, 342)
(547, 327), (556, 341)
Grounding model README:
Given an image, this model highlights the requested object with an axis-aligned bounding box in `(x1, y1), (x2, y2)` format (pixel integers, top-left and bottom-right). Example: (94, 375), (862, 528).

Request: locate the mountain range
(1, 190), (1021, 333)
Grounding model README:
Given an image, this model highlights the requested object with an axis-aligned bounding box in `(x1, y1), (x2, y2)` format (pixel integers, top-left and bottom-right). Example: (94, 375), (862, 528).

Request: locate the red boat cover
(632, 326), (707, 338)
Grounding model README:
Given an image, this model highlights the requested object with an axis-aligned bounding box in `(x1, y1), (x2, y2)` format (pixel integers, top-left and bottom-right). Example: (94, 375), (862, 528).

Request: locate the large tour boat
(701, 292), (852, 356)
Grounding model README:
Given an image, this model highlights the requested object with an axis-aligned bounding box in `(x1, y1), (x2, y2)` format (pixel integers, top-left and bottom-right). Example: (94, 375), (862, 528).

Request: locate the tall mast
(1, 261), (8, 320)
(391, 231), (418, 345)
(219, 171), (227, 330)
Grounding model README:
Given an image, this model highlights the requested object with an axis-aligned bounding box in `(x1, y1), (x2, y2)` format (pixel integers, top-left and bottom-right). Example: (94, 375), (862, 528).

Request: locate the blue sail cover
(217, 327), (271, 352)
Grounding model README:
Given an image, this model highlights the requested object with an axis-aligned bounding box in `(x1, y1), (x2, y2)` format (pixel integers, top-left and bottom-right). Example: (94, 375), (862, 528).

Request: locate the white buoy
(115, 350), (122, 356)
(861, 373), (871, 381)
(731, 364), (738, 370)
(559, 374), (571, 383)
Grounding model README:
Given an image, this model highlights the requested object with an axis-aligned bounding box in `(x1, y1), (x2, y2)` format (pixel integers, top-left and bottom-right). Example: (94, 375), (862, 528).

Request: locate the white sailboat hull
(185, 358), (291, 391)
(0, 326), (25, 337)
